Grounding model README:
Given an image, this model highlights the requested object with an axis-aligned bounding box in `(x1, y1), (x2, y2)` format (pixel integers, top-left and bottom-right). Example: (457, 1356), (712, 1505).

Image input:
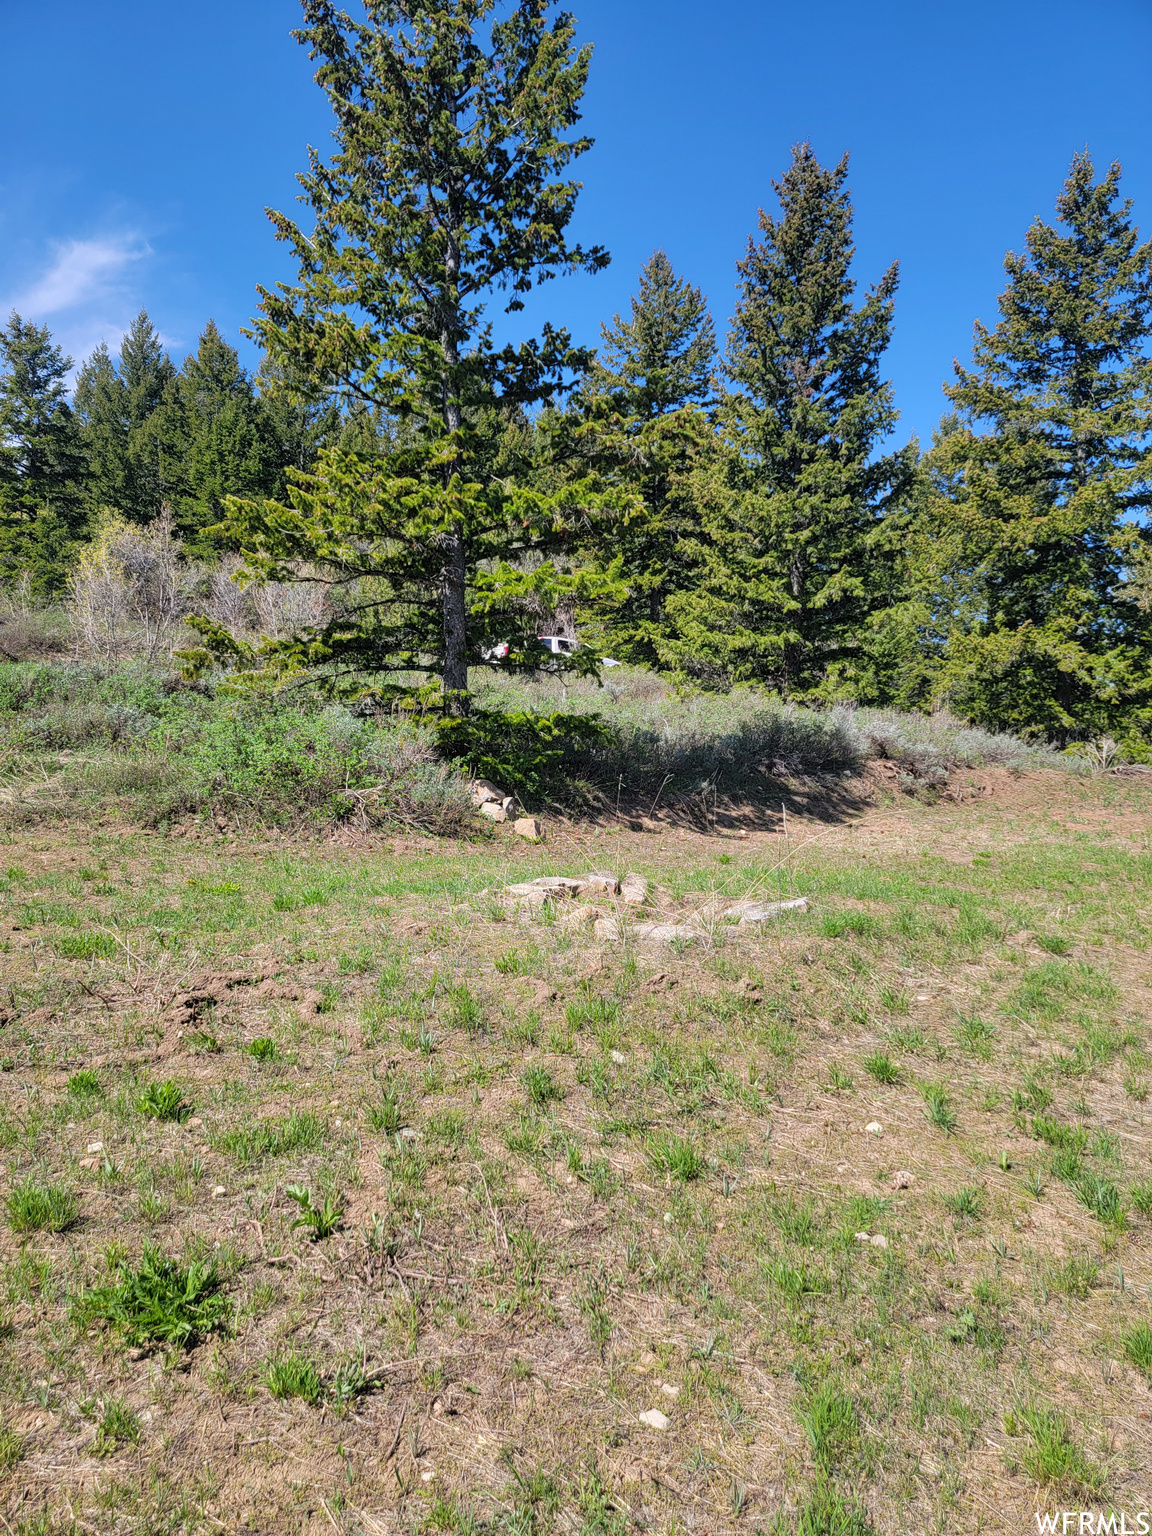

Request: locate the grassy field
(1, 757), (1150, 1535)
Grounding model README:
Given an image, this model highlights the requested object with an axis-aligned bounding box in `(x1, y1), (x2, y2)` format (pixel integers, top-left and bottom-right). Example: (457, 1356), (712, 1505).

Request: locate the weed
(922, 1083), (957, 1133)
(794, 1475), (875, 1536)
(646, 1131), (706, 1182)
(1074, 1170), (1127, 1230)
(366, 1085), (405, 1136)
(886, 1024), (925, 1052)
(1036, 935), (1072, 956)
(1024, 1168), (1046, 1199)
(879, 983), (910, 1014)
(955, 1014), (996, 1058)
(578, 1274), (613, 1349)
(505, 1113), (544, 1157)
(330, 1357), (368, 1412)
(217, 1111), (325, 1165)
(285, 1185), (344, 1240)
(523, 1065), (564, 1108)
(92, 1398), (140, 1456)
(766, 1258), (829, 1297)
(7, 1179), (79, 1235)
(826, 1063), (854, 1092)
(137, 1080), (191, 1123)
(264, 1348), (323, 1404)
(248, 1037), (277, 1062)
(66, 1069), (103, 1099)
(1013, 1076), (1054, 1114)
(1131, 1181), (1152, 1218)
(447, 984), (488, 1037)
(1123, 1322), (1152, 1378)
(1016, 1407), (1105, 1497)
(1047, 1255), (1099, 1299)
(862, 1051), (900, 1085)
(822, 912), (880, 940)
(943, 1185), (983, 1221)
(76, 1245), (229, 1349)
(57, 930), (119, 960)
(0, 1424), (23, 1471)
(799, 1381), (858, 1466)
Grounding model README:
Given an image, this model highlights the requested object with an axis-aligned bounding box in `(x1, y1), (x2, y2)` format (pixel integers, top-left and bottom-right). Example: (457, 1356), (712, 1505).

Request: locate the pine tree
(120, 311), (176, 521)
(574, 251), (715, 663)
(660, 146), (913, 696)
(925, 153), (1152, 743)
(146, 321), (277, 546)
(189, 0), (628, 707)
(0, 313), (89, 587)
(74, 342), (129, 513)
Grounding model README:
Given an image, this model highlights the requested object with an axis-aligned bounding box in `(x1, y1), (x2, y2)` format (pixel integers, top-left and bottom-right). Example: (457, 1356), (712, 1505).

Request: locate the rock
(660, 1382), (680, 1399)
(594, 917), (621, 942)
(186, 1117), (203, 1129)
(531, 877), (581, 895)
(78, 1157), (97, 1170)
(470, 778), (505, 807)
(621, 873), (649, 906)
(639, 1409), (670, 1431)
(865, 1121), (883, 1137)
(514, 816), (543, 842)
(398, 1127), (421, 1142)
(211, 1186), (227, 1200)
(735, 976), (763, 1002)
(854, 1231), (872, 1244)
(610, 1050), (628, 1065)
(636, 922), (707, 945)
(891, 1169), (914, 1190)
(583, 872), (620, 896)
(500, 796), (520, 816)
(727, 896), (809, 923)
(869, 1234), (889, 1250)
(86, 1141), (104, 1155)
(480, 801), (507, 823)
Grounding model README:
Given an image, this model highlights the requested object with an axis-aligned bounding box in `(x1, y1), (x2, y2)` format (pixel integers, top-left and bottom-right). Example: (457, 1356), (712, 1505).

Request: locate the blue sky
(2, 0), (1149, 446)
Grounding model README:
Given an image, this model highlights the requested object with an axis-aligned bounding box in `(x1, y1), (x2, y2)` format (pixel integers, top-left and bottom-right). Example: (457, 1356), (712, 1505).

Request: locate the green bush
(76, 1245), (230, 1349)
(436, 705), (610, 799)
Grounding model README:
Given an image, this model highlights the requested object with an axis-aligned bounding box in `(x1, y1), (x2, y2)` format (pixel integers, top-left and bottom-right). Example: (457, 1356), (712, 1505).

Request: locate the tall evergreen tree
(146, 321), (277, 546)
(924, 153), (1152, 742)
(0, 313), (88, 586)
(75, 312), (176, 524)
(187, 0), (628, 706)
(74, 342), (129, 513)
(572, 251), (715, 662)
(661, 146), (913, 696)
(120, 311), (177, 521)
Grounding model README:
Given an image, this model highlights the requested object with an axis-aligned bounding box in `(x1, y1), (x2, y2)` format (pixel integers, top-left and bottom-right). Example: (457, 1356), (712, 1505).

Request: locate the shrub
(436, 706), (611, 799)
(76, 1245), (230, 1349)
(7, 1179), (79, 1235)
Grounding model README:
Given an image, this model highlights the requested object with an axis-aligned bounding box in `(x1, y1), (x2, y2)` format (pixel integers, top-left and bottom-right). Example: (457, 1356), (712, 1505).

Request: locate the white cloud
(11, 236), (149, 317)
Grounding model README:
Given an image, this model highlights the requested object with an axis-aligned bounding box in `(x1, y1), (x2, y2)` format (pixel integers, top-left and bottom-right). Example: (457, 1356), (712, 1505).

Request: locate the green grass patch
(216, 1111), (326, 1166)
(7, 1179), (79, 1235)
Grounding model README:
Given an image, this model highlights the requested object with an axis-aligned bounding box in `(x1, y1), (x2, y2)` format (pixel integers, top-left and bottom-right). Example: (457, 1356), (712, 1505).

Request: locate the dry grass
(0, 766), (1150, 1534)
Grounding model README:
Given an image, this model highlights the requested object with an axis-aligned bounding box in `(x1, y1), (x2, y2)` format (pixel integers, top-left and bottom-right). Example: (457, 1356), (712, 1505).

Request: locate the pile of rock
(470, 779), (543, 842)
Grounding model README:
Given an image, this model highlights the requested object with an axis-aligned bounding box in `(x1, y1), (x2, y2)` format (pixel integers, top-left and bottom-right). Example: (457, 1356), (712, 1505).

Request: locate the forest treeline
(1, 1), (1150, 752)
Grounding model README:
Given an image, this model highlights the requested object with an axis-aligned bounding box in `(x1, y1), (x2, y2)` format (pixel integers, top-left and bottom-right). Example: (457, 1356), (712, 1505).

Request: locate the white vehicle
(537, 635), (577, 657)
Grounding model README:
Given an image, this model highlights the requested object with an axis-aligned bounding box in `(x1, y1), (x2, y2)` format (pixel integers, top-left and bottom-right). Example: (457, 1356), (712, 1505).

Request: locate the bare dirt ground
(1, 766), (1150, 1536)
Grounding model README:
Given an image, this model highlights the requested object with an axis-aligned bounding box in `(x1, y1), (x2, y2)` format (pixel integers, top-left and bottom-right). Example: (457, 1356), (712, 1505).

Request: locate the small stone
(480, 801), (507, 823)
(621, 873), (649, 906)
(470, 778), (504, 807)
(639, 1409), (671, 1431)
(86, 1141), (104, 1155)
(854, 1231), (872, 1244)
(865, 1121), (883, 1137)
(583, 872), (620, 895)
(513, 816), (544, 842)
(186, 1117), (203, 1129)
(869, 1234), (889, 1250)
(398, 1127), (421, 1141)
(660, 1382), (679, 1399)
(78, 1157), (97, 1170)
(610, 1050), (627, 1065)
(421, 1470), (435, 1483)
(891, 1169), (914, 1190)
(663, 1211), (672, 1223)
(212, 1185), (227, 1200)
